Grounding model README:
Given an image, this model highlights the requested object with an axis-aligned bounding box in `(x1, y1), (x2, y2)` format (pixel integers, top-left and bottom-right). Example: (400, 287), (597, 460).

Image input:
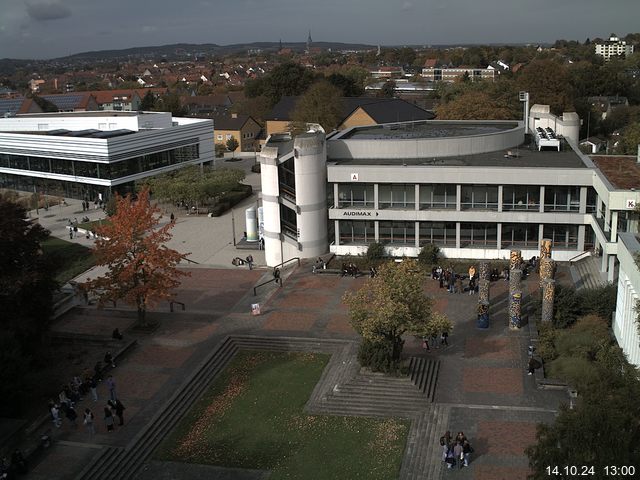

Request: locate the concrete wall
(328, 122), (524, 159)
(613, 233), (640, 368)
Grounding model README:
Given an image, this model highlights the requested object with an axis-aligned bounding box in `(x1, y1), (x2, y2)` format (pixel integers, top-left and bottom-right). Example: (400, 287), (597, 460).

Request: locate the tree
(138, 90), (156, 111)
(256, 62), (317, 105)
(436, 90), (518, 120)
(155, 92), (186, 116)
(417, 244), (440, 266)
(85, 188), (189, 326)
(379, 80), (396, 98)
(526, 319), (640, 476)
(617, 122), (640, 154)
(226, 136), (239, 157)
(326, 73), (364, 96)
(291, 80), (344, 132)
(516, 59), (574, 114)
(143, 165), (245, 210)
(343, 260), (438, 368)
(0, 198), (57, 415)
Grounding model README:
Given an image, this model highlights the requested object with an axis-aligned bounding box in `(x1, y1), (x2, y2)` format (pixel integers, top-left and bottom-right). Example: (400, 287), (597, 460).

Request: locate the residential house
(39, 93), (99, 112)
(213, 113), (262, 152)
(579, 137), (606, 154)
(89, 90), (143, 111)
(588, 96), (629, 120)
(181, 94), (234, 117)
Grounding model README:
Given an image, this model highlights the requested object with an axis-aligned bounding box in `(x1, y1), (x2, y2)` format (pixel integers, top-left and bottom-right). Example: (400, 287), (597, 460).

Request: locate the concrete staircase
(571, 255), (607, 290)
(75, 336), (445, 480)
(398, 405), (450, 480)
(75, 336), (351, 480)
(408, 357), (440, 401)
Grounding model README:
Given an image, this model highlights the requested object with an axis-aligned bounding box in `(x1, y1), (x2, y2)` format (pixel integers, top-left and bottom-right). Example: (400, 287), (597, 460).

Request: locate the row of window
(338, 221), (589, 249)
(336, 183), (596, 212)
(0, 145), (199, 180)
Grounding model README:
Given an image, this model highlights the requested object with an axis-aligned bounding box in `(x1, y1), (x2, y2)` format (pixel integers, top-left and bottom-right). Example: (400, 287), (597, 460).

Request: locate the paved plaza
(19, 167), (570, 479)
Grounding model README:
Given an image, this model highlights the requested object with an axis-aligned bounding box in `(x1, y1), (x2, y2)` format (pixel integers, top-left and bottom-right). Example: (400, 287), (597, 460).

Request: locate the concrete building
(595, 34), (634, 61)
(420, 65), (495, 82)
(613, 233), (640, 367)
(0, 111), (214, 201)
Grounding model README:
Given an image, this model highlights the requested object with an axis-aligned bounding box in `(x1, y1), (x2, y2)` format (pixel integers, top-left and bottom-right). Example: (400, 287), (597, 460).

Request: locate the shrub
(551, 283), (617, 329)
(417, 243), (440, 266)
(366, 242), (386, 261)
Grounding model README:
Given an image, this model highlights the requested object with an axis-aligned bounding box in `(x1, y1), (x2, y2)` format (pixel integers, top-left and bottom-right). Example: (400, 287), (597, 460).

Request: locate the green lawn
(78, 218), (110, 231)
(41, 237), (95, 284)
(157, 351), (409, 480)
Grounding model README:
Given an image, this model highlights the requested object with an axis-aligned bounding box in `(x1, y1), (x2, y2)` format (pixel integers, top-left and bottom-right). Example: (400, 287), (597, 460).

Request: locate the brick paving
(23, 261), (568, 480)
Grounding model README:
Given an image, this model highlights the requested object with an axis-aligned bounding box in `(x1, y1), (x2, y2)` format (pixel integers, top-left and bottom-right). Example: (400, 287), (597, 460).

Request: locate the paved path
(23, 260), (566, 480)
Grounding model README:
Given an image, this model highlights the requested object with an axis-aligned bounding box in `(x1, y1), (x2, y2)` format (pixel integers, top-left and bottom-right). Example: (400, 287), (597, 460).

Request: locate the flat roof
(591, 156), (640, 190)
(329, 142), (588, 169)
(10, 111), (156, 118)
(340, 121), (518, 140)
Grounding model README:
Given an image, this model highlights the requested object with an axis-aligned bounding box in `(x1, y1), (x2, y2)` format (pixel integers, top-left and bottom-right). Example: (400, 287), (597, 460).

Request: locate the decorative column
(540, 238), (552, 259)
(539, 257), (555, 288)
(508, 249), (523, 330)
(477, 301), (489, 329)
(477, 262), (490, 329)
(509, 291), (522, 329)
(541, 279), (555, 323)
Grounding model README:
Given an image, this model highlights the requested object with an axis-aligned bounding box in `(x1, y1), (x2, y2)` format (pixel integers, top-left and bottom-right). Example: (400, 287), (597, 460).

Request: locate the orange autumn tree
(85, 187), (189, 326)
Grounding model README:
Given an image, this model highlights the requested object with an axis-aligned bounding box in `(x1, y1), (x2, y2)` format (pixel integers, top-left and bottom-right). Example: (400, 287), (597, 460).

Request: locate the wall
(339, 109), (375, 130)
(613, 233), (640, 368)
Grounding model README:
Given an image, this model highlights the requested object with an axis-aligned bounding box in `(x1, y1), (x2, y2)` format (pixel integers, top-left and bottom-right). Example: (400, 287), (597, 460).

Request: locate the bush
(366, 242), (386, 261)
(417, 243), (440, 266)
(358, 338), (402, 373)
(551, 283), (617, 329)
(209, 184), (253, 217)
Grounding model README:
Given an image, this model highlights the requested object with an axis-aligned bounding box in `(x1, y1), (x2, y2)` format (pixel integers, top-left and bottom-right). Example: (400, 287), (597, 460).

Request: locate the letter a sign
(350, 173), (359, 181)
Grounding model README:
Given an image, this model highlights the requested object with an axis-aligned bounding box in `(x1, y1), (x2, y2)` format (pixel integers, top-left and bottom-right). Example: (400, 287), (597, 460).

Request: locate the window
(339, 221), (374, 244)
(379, 221), (415, 244)
(337, 183), (374, 208)
(503, 185), (539, 211)
(586, 188), (597, 213)
(419, 222), (456, 246)
(51, 159), (74, 175)
(419, 184), (456, 209)
(461, 185), (498, 210)
(502, 223), (538, 248)
(460, 223), (498, 247)
(544, 186), (580, 212)
(543, 224), (578, 249)
(378, 184), (415, 209)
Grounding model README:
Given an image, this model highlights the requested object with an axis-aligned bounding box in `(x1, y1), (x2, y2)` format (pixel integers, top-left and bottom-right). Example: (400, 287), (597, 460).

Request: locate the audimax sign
(342, 211), (379, 217)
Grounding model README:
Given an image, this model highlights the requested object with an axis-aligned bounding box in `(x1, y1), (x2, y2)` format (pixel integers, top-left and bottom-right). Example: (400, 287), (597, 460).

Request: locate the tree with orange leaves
(85, 187), (189, 326)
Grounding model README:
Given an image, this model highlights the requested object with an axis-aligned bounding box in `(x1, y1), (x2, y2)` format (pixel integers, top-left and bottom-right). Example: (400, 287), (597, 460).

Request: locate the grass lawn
(157, 351), (409, 480)
(41, 237), (95, 284)
(78, 218), (110, 231)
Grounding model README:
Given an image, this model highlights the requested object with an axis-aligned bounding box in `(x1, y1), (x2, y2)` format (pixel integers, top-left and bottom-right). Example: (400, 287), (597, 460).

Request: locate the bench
(314, 268), (342, 275)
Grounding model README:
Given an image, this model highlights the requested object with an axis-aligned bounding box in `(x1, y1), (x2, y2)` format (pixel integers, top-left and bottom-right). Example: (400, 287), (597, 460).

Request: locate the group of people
(231, 255), (254, 269)
(312, 257), (326, 273)
(0, 450), (28, 479)
(341, 263), (360, 277)
(421, 330), (450, 352)
(45, 348), (125, 439)
(431, 266), (479, 295)
(441, 431), (474, 469)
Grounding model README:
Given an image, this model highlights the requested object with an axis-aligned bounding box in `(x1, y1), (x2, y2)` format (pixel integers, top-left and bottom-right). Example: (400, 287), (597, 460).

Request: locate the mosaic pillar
(541, 279), (556, 323)
(509, 268), (522, 295)
(479, 262), (490, 282)
(478, 279), (490, 303)
(477, 300), (490, 329)
(509, 249), (522, 271)
(540, 238), (552, 259)
(509, 291), (522, 329)
(539, 257), (555, 288)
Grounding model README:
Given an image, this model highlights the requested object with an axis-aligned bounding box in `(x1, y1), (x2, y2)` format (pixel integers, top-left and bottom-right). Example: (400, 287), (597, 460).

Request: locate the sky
(1, 0), (639, 60)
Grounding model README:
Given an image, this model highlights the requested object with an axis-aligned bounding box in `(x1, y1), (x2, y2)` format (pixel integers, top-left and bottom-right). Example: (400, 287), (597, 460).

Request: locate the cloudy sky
(1, 0), (639, 60)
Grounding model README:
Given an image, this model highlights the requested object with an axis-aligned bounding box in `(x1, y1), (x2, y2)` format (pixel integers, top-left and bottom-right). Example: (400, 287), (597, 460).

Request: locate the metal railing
(569, 250), (592, 263)
(273, 257), (300, 270)
(253, 277), (281, 296)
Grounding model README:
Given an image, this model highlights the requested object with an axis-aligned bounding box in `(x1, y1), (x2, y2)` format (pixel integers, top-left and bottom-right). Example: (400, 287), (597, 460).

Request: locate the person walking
(83, 408), (95, 437)
(106, 375), (117, 401)
(246, 254), (254, 270)
(422, 337), (430, 353)
(114, 399), (126, 426)
(104, 406), (115, 432)
(441, 330), (449, 347)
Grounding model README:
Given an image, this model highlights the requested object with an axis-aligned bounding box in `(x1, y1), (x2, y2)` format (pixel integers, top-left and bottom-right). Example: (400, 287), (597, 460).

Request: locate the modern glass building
(259, 114), (640, 286)
(0, 111), (214, 200)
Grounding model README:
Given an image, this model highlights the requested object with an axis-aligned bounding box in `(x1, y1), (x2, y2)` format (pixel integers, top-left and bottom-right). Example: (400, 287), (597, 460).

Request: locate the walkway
(22, 261), (567, 480)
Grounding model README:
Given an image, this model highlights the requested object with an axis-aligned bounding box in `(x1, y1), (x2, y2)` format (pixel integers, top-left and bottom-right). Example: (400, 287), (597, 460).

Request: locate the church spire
(306, 30), (312, 53)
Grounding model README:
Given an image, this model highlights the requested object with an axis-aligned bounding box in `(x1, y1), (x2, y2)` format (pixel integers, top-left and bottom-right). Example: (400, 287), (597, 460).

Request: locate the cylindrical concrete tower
(259, 145), (283, 266)
(293, 132), (328, 259)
